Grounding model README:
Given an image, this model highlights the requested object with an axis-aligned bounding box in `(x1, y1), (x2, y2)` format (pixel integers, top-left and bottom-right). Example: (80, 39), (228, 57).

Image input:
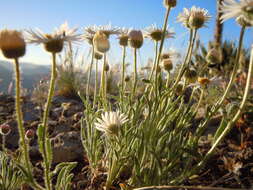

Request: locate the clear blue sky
(0, 0), (252, 66)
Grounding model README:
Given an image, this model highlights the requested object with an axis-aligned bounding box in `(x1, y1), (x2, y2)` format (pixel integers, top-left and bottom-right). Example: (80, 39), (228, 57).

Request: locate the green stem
(172, 29), (194, 89)
(14, 59), (44, 190)
(93, 59), (98, 108)
(149, 41), (159, 81)
(165, 72), (170, 88)
(194, 88), (204, 114)
(41, 53), (57, 190)
(86, 46), (95, 99)
(196, 43), (253, 172)
(132, 48), (138, 99)
(154, 7), (171, 94)
(14, 58), (33, 177)
(121, 46), (127, 101)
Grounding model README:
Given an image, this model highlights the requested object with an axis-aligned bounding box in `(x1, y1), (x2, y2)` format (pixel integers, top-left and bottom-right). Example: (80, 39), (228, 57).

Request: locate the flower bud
(0, 29), (26, 59)
(25, 129), (35, 140)
(176, 81), (184, 94)
(185, 68), (198, 83)
(162, 59), (173, 72)
(105, 63), (110, 72)
(163, 0), (177, 8)
(206, 48), (222, 65)
(93, 31), (110, 53)
(94, 52), (103, 60)
(119, 35), (129, 47)
(128, 30), (143, 49)
(124, 75), (131, 82)
(0, 124), (11, 135)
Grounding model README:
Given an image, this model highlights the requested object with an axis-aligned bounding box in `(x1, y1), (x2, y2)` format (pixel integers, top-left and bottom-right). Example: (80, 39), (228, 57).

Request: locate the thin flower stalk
(194, 88), (204, 114)
(14, 59), (44, 190)
(93, 59), (99, 108)
(86, 46), (95, 99)
(132, 48), (138, 99)
(154, 7), (172, 94)
(41, 53), (57, 190)
(149, 41), (159, 81)
(120, 46), (127, 102)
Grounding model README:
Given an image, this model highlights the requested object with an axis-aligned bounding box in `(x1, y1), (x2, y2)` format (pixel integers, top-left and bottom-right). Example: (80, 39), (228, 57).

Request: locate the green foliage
(0, 152), (24, 190)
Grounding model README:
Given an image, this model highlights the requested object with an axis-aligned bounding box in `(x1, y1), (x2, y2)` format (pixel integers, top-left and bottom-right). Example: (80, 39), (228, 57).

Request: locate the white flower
(95, 111), (128, 136)
(84, 23), (120, 38)
(143, 24), (175, 41)
(26, 22), (81, 53)
(26, 22), (81, 44)
(220, 0), (253, 23)
(177, 6), (211, 29)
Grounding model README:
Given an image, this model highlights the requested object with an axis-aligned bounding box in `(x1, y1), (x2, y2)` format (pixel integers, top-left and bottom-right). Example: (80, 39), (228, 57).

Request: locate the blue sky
(0, 0), (252, 66)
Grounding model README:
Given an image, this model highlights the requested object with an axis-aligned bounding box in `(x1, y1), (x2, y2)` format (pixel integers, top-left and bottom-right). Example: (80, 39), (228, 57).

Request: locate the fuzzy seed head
(128, 30), (143, 49)
(0, 29), (26, 59)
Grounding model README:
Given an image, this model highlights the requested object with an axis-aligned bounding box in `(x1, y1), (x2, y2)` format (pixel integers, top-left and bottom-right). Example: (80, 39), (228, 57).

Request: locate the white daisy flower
(84, 23), (120, 38)
(95, 110), (128, 136)
(220, 0), (253, 23)
(177, 6), (211, 29)
(143, 24), (175, 41)
(26, 22), (81, 53)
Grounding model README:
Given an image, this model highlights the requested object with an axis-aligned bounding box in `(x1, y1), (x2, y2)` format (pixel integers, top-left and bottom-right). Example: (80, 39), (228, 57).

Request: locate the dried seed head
(94, 52), (103, 60)
(163, 0), (177, 8)
(0, 124), (11, 135)
(162, 59), (173, 72)
(128, 30), (143, 49)
(25, 129), (35, 140)
(43, 35), (64, 53)
(198, 77), (210, 86)
(185, 68), (198, 83)
(206, 48), (222, 65)
(93, 31), (110, 53)
(0, 29), (26, 59)
(124, 75), (131, 82)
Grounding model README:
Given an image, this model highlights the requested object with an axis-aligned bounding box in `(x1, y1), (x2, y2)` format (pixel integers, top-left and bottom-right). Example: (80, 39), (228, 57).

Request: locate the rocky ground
(0, 93), (252, 190)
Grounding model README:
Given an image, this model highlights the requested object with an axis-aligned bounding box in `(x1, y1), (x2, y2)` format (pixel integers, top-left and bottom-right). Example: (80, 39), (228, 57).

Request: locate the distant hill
(0, 60), (50, 94)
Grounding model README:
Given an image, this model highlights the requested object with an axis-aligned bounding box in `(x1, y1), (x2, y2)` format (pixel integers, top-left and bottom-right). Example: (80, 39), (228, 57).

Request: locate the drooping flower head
(220, 0), (253, 24)
(95, 110), (128, 136)
(0, 123), (11, 135)
(26, 22), (81, 53)
(177, 6), (211, 29)
(0, 29), (26, 59)
(144, 24), (175, 42)
(128, 30), (144, 49)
